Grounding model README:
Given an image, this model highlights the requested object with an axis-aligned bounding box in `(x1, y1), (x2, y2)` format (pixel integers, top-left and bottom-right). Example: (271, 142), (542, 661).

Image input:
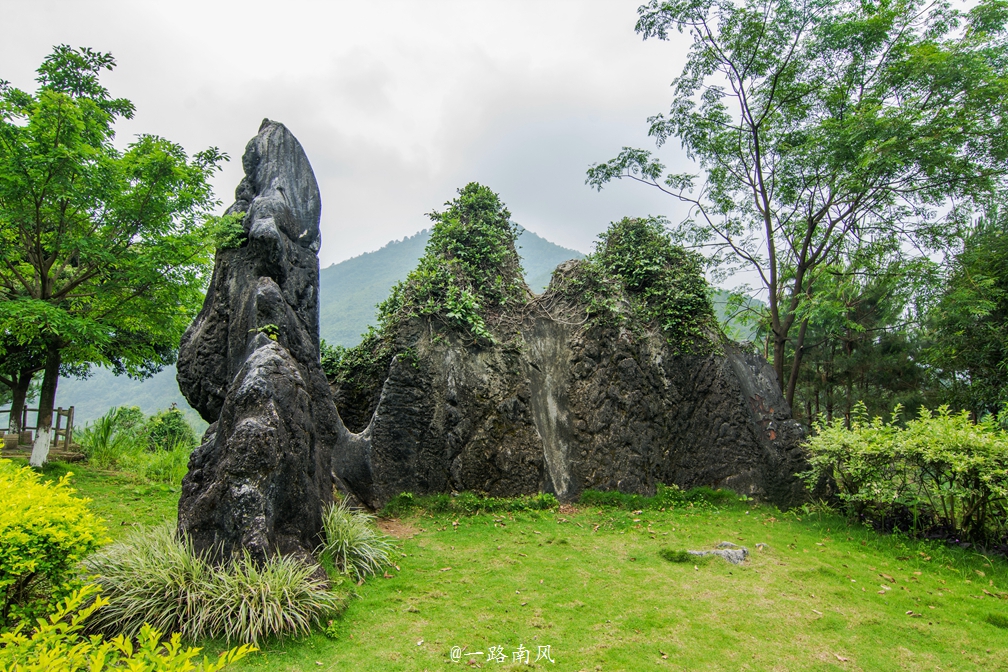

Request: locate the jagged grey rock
(331, 259), (807, 509)
(176, 120), (339, 564)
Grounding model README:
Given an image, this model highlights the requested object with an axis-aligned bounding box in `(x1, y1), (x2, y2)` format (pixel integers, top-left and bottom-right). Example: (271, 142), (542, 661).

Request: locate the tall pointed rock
(176, 120), (340, 564)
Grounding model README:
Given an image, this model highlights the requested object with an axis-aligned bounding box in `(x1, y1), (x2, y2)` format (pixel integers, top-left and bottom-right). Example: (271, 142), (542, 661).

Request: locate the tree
(587, 0), (1008, 407)
(0, 343), (42, 435)
(0, 46), (224, 464)
(926, 201), (1008, 418)
(790, 253), (933, 425)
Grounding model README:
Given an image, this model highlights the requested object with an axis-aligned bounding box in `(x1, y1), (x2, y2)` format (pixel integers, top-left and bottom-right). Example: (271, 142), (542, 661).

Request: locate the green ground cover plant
(225, 496), (1007, 671)
(13, 458), (1008, 670)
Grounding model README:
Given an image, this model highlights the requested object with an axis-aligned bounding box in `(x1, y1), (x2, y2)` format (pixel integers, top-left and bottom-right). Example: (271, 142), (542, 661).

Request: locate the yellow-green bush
(0, 584), (254, 671)
(0, 460), (107, 628)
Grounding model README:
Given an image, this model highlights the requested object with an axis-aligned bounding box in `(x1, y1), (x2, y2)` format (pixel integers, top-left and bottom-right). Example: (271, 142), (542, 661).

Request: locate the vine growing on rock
(550, 217), (717, 355)
(322, 183), (528, 430)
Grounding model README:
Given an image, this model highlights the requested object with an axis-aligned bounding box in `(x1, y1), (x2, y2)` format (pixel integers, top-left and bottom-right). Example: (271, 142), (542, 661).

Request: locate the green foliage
(554, 217), (717, 354)
(76, 406), (194, 483)
(250, 324), (279, 341)
(376, 182), (526, 342)
(76, 407), (141, 470)
(790, 252), (935, 425)
(987, 612), (1008, 629)
(320, 331), (394, 432)
(144, 406), (196, 452)
(319, 500), (395, 582)
(0, 459), (107, 629)
(205, 211), (247, 251)
(380, 491), (560, 517)
(926, 202), (1008, 418)
(578, 483), (738, 511)
(588, 0), (1008, 406)
(0, 45), (225, 442)
(803, 403), (1008, 542)
(82, 523), (344, 645)
(0, 584), (254, 672)
(323, 183), (527, 428)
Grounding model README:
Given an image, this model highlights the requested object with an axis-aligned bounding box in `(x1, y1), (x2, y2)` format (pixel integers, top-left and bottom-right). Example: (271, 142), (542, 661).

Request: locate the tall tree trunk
(773, 334), (787, 394)
(7, 370), (33, 434)
(785, 318), (809, 409)
(29, 348), (61, 467)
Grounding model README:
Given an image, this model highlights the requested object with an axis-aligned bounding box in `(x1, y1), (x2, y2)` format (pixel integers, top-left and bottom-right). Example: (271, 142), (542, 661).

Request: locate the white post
(29, 427), (52, 467)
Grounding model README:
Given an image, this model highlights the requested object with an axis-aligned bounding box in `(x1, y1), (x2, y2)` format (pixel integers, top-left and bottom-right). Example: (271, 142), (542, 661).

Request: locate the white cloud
(1, 0), (696, 265)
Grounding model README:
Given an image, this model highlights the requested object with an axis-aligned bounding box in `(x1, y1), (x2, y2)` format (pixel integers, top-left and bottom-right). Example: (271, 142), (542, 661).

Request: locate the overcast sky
(1, 1), (698, 268)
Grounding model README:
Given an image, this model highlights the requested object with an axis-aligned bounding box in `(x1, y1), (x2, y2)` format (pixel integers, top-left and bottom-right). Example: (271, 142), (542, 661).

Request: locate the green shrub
(803, 403), (1008, 542)
(135, 437), (191, 483)
(77, 407), (194, 483)
(320, 500), (395, 582)
(324, 183), (526, 413)
(550, 217), (717, 355)
(83, 524), (343, 645)
(0, 460), (107, 628)
(0, 584), (253, 671)
(144, 406), (196, 451)
(206, 211), (247, 251)
(76, 407), (144, 470)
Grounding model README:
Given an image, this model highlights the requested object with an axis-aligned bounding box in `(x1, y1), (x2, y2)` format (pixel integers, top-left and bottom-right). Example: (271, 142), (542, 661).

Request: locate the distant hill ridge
(51, 227), (586, 424)
(320, 225), (585, 347)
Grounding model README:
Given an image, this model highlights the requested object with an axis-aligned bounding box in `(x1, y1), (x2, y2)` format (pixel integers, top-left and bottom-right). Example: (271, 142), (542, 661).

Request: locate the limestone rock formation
(176, 120), (340, 564)
(332, 302), (806, 509)
(329, 202), (807, 510)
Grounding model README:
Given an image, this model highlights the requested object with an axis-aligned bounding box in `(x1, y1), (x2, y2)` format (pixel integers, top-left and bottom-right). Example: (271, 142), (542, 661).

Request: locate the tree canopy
(588, 0), (1008, 407)
(0, 46), (224, 461)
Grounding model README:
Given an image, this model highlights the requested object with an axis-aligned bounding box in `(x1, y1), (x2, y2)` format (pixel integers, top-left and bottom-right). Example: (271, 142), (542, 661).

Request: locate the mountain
(52, 366), (207, 433)
(40, 227), (584, 426)
(319, 226), (585, 347)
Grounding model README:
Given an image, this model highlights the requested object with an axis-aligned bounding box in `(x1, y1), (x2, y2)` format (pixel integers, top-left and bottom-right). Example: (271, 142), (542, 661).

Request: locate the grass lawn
(10, 457), (180, 540)
(21, 459), (1008, 671)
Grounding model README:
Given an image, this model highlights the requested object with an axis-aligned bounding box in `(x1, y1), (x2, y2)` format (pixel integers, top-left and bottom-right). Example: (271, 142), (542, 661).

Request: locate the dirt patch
(378, 518), (420, 538)
(559, 503), (580, 515)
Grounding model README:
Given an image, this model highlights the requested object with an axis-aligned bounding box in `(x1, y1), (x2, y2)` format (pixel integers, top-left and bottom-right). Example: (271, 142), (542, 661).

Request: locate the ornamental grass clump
(319, 500), (395, 582)
(83, 524), (343, 645)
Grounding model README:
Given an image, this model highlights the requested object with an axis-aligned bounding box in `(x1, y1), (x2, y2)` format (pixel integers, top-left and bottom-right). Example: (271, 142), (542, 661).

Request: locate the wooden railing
(0, 406), (75, 450)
